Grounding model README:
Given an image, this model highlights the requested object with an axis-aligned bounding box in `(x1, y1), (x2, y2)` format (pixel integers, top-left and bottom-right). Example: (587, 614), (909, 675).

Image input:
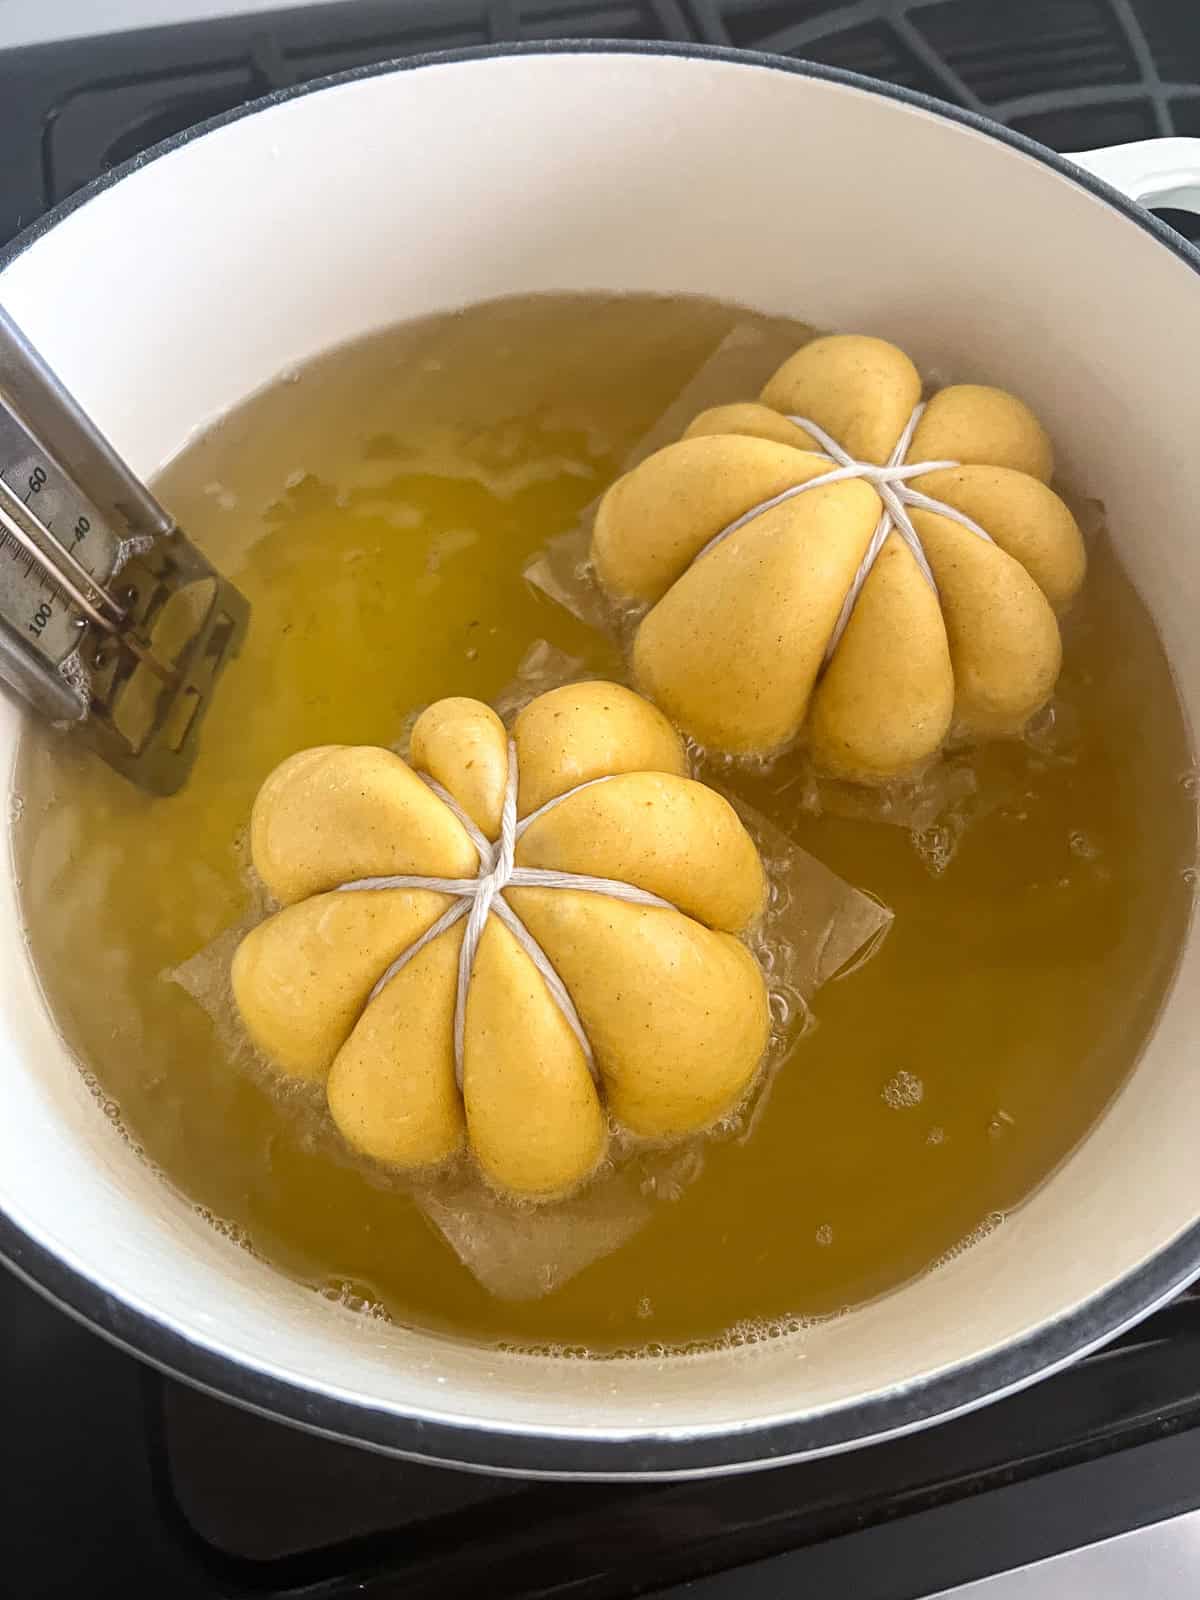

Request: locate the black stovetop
(4, 0), (1200, 248)
(5, 4), (1200, 1598)
(10, 1262), (1200, 1598)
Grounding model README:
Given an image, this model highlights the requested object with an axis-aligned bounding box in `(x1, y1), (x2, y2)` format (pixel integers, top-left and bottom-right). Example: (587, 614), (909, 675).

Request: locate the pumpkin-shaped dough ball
(234, 686), (771, 1202)
(591, 333), (1086, 779)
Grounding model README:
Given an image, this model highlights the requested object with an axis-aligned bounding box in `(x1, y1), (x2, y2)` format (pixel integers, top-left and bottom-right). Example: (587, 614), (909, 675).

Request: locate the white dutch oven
(1, 42), (1198, 1478)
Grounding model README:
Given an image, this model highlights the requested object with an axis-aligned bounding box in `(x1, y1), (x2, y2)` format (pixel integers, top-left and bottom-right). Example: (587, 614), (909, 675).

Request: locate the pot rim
(2, 36), (1199, 1480)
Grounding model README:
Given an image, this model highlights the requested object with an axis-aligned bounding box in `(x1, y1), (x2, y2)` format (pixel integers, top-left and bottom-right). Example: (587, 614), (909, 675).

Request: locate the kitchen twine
(334, 741), (678, 1090)
(320, 407), (987, 1090)
(690, 402), (995, 661)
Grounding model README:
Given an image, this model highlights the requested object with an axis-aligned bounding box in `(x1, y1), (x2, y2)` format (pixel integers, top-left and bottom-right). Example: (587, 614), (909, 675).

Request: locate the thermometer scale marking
(0, 407), (125, 672)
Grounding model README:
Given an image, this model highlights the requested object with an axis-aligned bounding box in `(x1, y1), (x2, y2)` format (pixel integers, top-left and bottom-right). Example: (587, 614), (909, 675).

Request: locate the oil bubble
(883, 1070), (924, 1109)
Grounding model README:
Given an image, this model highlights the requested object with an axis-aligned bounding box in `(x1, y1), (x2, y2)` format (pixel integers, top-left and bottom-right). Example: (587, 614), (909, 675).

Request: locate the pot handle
(1069, 138), (1200, 211)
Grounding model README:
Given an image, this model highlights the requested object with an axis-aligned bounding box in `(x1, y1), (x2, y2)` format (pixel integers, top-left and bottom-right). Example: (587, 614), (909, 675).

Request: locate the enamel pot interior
(1, 45), (1198, 1477)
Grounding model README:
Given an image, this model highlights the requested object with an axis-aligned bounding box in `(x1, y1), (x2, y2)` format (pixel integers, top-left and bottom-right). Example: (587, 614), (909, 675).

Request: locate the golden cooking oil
(13, 294), (1196, 1352)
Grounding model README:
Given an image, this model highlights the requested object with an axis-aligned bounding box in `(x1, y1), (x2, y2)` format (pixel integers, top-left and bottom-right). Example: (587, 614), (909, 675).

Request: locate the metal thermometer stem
(0, 305), (173, 543)
(0, 303), (249, 793)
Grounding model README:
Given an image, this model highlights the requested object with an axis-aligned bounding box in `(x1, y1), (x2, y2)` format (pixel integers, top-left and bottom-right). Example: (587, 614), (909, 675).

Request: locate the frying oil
(13, 294), (1196, 1352)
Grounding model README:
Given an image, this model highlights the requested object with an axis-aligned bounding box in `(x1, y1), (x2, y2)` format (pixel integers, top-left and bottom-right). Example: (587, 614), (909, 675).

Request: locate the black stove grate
(3, 0), (1200, 246)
